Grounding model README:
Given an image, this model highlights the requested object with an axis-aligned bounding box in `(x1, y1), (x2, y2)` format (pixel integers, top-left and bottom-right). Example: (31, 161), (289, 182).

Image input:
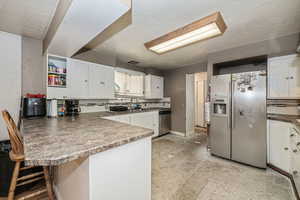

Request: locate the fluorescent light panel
(150, 23), (220, 53)
(145, 12), (227, 54)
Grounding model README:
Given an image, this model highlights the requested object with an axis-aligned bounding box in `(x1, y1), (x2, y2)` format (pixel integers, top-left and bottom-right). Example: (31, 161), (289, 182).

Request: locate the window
(114, 68), (144, 96)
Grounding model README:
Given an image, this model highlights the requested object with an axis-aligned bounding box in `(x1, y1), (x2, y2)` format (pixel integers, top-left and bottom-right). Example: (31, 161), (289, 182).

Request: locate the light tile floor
(152, 133), (295, 200)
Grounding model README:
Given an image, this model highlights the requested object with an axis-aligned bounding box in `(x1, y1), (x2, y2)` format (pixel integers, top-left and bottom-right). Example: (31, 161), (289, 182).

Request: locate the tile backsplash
(55, 97), (171, 114)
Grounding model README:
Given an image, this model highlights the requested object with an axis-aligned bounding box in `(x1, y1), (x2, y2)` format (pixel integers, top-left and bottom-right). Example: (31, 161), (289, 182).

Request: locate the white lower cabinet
(103, 111), (159, 137)
(269, 120), (300, 194)
(290, 126), (300, 191)
(131, 112), (159, 137)
(268, 120), (291, 172)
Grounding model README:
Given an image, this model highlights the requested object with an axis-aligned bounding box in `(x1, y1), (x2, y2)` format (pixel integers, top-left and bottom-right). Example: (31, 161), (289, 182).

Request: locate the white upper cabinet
(68, 58), (89, 99)
(114, 68), (144, 97)
(89, 64), (114, 99)
(268, 54), (300, 99)
(47, 56), (114, 99)
(145, 75), (164, 99)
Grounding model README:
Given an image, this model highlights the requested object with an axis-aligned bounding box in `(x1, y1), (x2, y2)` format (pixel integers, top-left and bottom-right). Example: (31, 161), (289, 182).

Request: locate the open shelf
(48, 56), (67, 88)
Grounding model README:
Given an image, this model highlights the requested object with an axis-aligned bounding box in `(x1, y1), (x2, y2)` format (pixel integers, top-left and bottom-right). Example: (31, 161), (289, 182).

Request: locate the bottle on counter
(58, 105), (65, 116)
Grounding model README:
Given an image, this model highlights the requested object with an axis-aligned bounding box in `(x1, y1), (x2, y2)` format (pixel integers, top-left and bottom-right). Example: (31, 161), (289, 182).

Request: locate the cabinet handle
(284, 147), (289, 150)
(100, 81), (105, 85)
(84, 80), (88, 83)
(290, 134), (295, 137)
(290, 76), (294, 80)
(297, 142), (300, 146)
(293, 171), (298, 175)
(293, 149), (298, 153)
(286, 77), (290, 80)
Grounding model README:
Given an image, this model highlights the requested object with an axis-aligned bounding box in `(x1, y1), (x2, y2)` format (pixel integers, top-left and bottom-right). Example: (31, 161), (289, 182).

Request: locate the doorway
(185, 72), (207, 136)
(195, 72), (207, 130)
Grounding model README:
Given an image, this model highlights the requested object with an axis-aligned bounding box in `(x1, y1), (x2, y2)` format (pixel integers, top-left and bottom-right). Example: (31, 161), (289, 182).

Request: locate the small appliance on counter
(65, 100), (80, 116)
(22, 94), (46, 118)
(109, 106), (128, 112)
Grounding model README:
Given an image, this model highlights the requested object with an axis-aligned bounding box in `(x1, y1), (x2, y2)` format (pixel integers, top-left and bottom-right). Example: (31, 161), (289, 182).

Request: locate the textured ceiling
(0, 0), (59, 39)
(94, 0), (300, 69)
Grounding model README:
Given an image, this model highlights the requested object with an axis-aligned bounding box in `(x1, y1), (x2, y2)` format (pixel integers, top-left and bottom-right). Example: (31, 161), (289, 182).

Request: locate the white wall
(22, 37), (46, 95)
(0, 31), (22, 141)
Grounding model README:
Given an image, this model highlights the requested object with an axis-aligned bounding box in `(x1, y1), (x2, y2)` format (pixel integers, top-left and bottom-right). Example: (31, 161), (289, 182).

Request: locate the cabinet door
(89, 64), (114, 99)
(145, 75), (164, 99)
(288, 56), (300, 98)
(152, 111), (159, 137)
(128, 74), (144, 96)
(131, 112), (153, 129)
(268, 120), (290, 172)
(268, 58), (289, 98)
(290, 130), (300, 192)
(131, 112), (159, 137)
(68, 59), (89, 98)
(152, 76), (164, 99)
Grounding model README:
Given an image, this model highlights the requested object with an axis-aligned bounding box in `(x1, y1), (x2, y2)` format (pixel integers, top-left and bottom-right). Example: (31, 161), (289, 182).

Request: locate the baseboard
(170, 131), (185, 137)
(268, 163), (300, 200)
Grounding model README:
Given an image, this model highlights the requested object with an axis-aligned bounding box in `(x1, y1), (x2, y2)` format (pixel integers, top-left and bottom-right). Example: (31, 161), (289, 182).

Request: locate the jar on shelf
(48, 75), (56, 86)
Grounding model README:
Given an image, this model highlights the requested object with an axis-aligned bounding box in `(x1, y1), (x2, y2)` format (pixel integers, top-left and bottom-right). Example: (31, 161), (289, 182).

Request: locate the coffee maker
(65, 100), (80, 116)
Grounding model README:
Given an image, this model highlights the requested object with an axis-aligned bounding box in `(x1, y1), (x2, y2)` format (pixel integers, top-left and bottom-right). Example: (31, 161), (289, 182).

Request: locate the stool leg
(8, 161), (21, 200)
(43, 166), (55, 200)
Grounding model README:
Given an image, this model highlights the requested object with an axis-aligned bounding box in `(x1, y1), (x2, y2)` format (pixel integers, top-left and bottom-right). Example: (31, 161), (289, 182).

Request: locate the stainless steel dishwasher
(159, 110), (171, 136)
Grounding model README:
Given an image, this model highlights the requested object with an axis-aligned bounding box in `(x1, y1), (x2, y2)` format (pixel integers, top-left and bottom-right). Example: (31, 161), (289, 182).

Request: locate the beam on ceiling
(43, 0), (73, 54)
(73, 7), (132, 56)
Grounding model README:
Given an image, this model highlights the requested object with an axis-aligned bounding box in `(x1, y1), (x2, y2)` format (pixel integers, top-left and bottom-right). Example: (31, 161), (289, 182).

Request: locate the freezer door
(210, 74), (231, 159)
(211, 74), (231, 99)
(231, 71), (267, 168)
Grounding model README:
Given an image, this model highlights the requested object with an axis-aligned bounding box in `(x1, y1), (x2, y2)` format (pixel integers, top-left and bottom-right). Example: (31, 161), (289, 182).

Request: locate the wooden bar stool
(1, 110), (55, 200)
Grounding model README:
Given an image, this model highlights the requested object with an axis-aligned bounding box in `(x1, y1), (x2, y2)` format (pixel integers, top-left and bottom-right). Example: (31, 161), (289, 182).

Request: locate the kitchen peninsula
(22, 112), (153, 200)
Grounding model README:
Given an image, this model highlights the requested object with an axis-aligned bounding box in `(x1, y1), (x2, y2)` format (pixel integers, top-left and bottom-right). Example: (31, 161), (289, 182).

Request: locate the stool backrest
(1, 110), (24, 155)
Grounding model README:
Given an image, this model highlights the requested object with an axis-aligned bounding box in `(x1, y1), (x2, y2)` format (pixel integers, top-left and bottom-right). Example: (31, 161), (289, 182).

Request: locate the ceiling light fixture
(144, 12), (227, 54)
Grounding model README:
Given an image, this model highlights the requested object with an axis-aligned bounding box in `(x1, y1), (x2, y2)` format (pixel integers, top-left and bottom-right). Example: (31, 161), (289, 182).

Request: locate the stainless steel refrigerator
(210, 71), (266, 168)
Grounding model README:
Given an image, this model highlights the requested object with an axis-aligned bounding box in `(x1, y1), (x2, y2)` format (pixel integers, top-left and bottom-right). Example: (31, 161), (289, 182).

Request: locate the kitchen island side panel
(54, 137), (151, 200)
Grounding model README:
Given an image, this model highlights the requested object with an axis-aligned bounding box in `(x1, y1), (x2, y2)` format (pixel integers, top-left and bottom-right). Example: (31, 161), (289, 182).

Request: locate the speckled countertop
(267, 114), (300, 127)
(22, 111), (155, 166)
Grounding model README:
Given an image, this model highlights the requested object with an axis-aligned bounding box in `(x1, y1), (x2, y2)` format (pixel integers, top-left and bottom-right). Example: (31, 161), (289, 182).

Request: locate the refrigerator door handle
(231, 81), (235, 129)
